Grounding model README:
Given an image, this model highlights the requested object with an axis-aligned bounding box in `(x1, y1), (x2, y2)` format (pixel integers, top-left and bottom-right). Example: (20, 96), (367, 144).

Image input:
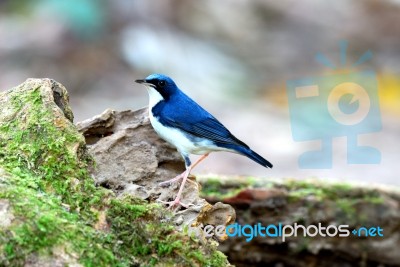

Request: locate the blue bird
(135, 74), (272, 208)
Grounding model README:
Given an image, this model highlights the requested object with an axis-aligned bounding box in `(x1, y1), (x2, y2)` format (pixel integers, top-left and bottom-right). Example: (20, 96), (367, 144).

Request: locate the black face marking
(147, 78), (170, 100)
(158, 80), (166, 87)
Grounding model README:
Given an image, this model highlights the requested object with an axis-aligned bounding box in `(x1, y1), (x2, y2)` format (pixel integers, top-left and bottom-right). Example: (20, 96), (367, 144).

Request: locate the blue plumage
(135, 73), (272, 208)
(152, 92), (272, 168)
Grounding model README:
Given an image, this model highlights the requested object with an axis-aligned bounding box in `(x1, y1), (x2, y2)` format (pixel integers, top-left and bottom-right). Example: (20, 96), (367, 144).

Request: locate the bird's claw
(157, 198), (193, 210)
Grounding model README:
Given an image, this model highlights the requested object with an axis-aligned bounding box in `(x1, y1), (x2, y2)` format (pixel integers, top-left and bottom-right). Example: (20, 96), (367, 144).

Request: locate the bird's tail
(237, 146), (273, 168)
(216, 142), (273, 169)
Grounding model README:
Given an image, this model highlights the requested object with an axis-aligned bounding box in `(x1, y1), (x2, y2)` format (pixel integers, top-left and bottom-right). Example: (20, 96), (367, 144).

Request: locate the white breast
(146, 86), (163, 108)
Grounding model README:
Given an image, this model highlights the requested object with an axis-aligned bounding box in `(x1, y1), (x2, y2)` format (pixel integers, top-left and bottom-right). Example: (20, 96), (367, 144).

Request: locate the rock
(199, 176), (400, 267)
(0, 78), (233, 266)
(76, 107), (236, 232)
(77, 108), (185, 198)
(23, 246), (82, 267)
(0, 199), (14, 228)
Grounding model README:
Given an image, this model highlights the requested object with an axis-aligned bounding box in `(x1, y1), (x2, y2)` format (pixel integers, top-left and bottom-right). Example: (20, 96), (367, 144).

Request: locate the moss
(284, 179), (385, 218)
(285, 179), (354, 201)
(199, 176), (253, 200)
(105, 195), (229, 266)
(0, 84), (229, 266)
(0, 175), (117, 266)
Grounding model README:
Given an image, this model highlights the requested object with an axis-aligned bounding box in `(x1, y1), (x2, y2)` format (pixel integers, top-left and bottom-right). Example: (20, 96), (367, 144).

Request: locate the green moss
(209, 251), (229, 266)
(0, 177), (117, 266)
(105, 195), (229, 266)
(336, 198), (357, 218)
(283, 180), (384, 222)
(199, 176), (253, 199)
(0, 85), (229, 266)
(284, 179), (384, 218)
(285, 180), (355, 201)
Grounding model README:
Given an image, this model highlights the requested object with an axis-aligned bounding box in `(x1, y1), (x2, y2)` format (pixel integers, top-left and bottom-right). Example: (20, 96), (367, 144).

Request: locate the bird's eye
(158, 80), (166, 87)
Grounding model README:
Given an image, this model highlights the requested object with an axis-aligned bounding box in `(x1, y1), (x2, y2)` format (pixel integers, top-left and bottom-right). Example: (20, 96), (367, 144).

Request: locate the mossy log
(198, 176), (400, 267)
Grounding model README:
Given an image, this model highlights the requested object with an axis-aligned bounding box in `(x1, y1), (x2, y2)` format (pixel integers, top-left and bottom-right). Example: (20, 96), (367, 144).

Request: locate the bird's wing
(162, 114), (249, 148)
(152, 91), (249, 148)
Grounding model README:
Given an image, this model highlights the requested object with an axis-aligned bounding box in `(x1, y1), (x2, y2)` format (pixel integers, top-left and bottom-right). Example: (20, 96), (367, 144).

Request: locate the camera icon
(287, 69), (382, 169)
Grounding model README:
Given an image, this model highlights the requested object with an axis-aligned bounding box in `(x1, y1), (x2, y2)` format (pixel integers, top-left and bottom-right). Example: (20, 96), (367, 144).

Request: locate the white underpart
(146, 86), (164, 108)
(145, 86), (228, 156)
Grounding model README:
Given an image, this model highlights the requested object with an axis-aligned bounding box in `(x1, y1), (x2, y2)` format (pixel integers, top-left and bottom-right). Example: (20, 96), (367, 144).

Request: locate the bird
(135, 74), (272, 208)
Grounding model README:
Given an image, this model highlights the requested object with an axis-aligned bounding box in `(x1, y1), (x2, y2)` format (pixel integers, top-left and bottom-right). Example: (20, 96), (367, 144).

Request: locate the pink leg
(191, 153), (210, 169)
(158, 153), (209, 209)
(158, 172), (185, 186)
(158, 153), (209, 187)
(158, 170), (198, 187)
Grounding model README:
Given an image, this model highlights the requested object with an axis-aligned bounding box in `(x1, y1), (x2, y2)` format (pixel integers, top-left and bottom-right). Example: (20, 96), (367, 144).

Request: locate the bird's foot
(157, 197), (193, 210)
(159, 174), (198, 188)
(158, 173), (184, 187)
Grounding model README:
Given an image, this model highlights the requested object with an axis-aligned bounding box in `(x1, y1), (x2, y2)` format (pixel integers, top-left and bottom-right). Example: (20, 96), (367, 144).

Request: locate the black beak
(135, 79), (146, 84)
(135, 79), (156, 88)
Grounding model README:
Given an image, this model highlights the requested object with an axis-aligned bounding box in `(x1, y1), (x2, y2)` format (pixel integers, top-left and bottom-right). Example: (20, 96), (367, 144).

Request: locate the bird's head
(135, 74), (178, 102)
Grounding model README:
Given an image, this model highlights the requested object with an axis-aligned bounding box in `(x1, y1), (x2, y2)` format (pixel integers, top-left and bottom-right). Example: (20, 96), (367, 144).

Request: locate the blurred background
(0, 0), (399, 185)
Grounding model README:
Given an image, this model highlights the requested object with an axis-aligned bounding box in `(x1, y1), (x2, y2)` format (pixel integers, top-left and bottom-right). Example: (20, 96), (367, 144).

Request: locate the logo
(188, 223), (384, 242)
(287, 41), (382, 168)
